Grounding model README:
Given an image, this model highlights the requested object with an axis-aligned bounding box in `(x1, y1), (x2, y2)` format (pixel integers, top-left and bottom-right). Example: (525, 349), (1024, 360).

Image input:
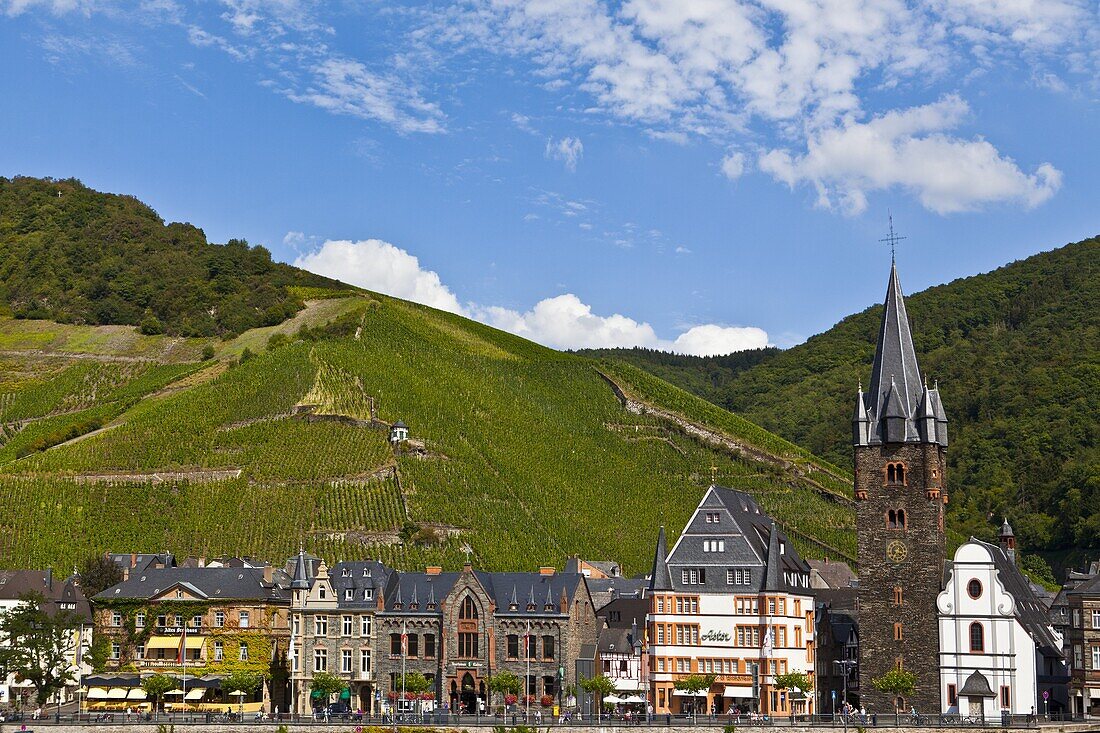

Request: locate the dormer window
(364, 589), (373, 601)
(704, 512), (721, 523)
(342, 568), (351, 577)
(886, 462), (906, 485)
(319, 587), (326, 600)
(345, 589), (354, 601)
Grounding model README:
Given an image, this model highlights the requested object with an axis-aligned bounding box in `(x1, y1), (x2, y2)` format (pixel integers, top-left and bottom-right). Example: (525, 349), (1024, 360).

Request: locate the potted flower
(504, 694), (518, 707)
(540, 695), (554, 708)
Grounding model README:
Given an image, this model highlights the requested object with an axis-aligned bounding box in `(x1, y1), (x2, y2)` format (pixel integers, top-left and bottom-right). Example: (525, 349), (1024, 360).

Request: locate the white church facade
(937, 524), (1066, 718)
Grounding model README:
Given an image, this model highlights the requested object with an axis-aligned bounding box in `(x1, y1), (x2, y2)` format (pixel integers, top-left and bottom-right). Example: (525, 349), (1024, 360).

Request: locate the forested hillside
(593, 239), (1100, 565)
(0, 177), (854, 574)
(0, 176), (346, 336)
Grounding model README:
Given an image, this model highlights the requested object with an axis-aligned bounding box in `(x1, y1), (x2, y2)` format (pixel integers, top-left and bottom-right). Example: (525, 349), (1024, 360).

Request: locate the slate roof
(0, 570), (93, 622)
(855, 263), (947, 447)
(328, 560), (392, 608)
(807, 559), (857, 589)
(107, 552), (175, 573)
(597, 625), (642, 655)
(95, 566), (291, 602)
(597, 597), (649, 629)
(947, 538), (1063, 658)
(379, 569), (586, 616)
(657, 485), (810, 594)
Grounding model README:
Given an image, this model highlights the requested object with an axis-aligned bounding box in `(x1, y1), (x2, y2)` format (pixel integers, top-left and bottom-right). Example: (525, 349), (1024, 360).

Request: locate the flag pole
(402, 620), (407, 723)
(525, 620), (531, 722)
(181, 621), (187, 721)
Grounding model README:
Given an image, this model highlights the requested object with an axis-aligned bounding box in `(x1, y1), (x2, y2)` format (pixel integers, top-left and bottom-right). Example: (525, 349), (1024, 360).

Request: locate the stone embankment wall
(2, 725), (1080, 733)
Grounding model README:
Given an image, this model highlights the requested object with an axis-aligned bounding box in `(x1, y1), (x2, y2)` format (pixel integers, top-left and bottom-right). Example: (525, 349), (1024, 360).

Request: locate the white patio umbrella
(603, 695), (624, 704)
(623, 695), (647, 704)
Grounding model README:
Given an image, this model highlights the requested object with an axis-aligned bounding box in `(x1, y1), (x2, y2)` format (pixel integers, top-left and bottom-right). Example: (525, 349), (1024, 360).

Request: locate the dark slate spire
(763, 522), (783, 592)
(649, 527), (671, 591)
(867, 263), (927, 443)
(509, 585), (518, 610)
(291, 547), (309, 590)
(544, 584), (554, 609)
(915, 382), (937, 443)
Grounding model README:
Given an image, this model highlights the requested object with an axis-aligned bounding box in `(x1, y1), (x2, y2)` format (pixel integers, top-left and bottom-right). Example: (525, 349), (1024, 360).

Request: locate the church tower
(854, 261), (947, 712)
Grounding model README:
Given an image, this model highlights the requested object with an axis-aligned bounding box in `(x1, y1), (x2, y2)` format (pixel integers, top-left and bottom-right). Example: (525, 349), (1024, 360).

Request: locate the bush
(201, 344), (215, 360)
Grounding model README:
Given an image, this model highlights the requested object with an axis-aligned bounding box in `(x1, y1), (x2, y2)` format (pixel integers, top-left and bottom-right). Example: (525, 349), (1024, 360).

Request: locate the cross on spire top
(879, 214), (906, 262)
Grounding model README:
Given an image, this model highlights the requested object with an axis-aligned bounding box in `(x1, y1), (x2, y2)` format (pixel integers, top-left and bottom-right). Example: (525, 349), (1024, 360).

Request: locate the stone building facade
(288, 553), (391, 715)
(1067, 573), (1100, 717)
(852, 262), (948, 713)
(374, 563), (598, 714)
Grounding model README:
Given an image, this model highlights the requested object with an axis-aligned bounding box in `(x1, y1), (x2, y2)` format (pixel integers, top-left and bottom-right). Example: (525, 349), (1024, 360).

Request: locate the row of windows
(654, 624), (700, 646)
(111, 641), (249, 661)
(1069, 609), (1100, 629)
(654, 596), (699, 614)
(311, 648), (372, 674)
(306, 615), (372, 638)
(703, 540), (725, 553)
(315, 584), (375, 603)
(505, 634), (555, 660)
(654, 657), (788, 676)
(388, 633), (437, 658)
(110, 610), (250, 629)
(1070, 645), (1100, 671)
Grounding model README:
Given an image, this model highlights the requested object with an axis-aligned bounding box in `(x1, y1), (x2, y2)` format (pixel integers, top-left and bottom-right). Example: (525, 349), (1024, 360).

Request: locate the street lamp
(834, 659), (856, 733)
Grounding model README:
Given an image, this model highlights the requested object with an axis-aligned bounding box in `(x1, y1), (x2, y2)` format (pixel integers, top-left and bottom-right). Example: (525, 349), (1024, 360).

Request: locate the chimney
(263, 565), (274, 584)
(130, 553), (137, 569)
(539, 566), (556, 576)
(44, 568), (53, 591)
(198, 555), (206, 568)
(463, 561), (473, 573)
(425, 566), (442, 576)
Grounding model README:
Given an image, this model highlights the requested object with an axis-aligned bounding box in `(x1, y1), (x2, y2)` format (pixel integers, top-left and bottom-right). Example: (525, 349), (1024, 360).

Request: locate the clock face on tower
(886, 540), (908, 564)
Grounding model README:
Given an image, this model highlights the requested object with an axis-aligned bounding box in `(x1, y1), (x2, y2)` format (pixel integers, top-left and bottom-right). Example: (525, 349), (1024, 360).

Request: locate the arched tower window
(459, 596), (478, 620)
(892, 587), (903, 605)
(885, 462), (906, 485)
(897, 509), (906, 528)
(887, 509), (907, 529)
(893, 622), (903, 641)
(969, 622), (984, 652)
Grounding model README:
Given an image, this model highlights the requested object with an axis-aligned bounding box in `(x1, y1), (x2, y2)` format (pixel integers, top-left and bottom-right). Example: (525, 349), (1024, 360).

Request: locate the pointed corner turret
(764, 522), (783, 592)
(915, 382), (937, 443)
(649, 526), (671, 591)
(290, 547), (310, 591)
(853, 381), (872, 446)
(931, 381), (948, 446)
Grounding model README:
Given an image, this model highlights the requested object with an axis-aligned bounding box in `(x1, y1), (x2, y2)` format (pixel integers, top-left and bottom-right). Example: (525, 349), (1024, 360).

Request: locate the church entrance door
(460, 672), (478, 714)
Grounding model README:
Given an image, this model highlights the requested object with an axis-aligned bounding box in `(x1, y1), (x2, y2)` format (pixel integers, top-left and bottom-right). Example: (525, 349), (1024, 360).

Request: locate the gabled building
(93, 564), (292, 713)
(373, 563), (598, 715)
(288, 552), (391, 715)
(0, 569), (94, 706)
(648, 486), (815, 718)
(937, 527), (1067, 719)
(597, 597), (650, 695)
(814, 588), (859, 714)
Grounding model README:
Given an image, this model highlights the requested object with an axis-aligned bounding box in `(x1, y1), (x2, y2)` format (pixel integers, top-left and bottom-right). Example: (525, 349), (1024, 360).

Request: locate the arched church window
(459, 596), (478, 620)
(969, 622), (984, 652)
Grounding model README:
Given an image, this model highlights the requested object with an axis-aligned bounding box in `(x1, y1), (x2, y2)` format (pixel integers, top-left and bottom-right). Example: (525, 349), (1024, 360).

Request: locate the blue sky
(1, 0), (1097, 354)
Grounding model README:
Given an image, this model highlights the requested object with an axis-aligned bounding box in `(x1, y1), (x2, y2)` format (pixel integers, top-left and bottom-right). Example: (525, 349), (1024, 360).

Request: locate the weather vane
(879, 214), (906, 262)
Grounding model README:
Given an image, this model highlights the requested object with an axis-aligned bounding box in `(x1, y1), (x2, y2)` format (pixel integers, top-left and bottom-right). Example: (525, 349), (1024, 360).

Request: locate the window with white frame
(214, 641), (224, 660)
(342, 649), (353, 673)
(239, 611), (250, 628)
(361, 616), (372, 637)
(345, 589), (354, 601)
(363, 588), (373, 601)
(1092, 611), (1100, 629)
(703, 539), (725, 552)
(1093, 646), (1100, 670)
(680, 569), (705, 584)
(727, 569), (751, 585)
(360, 650), (371, 674)
(343, 615), (353, 636)
(111, 612), (122, 627)
(136, 643), (144, 659)
(239, 643), (249, 661)
(315, 616), (328, 636)
(215, 610), (225, 627)
(704, 512), (721, 523)
(135, 612), (145, 628)
(314, 648), (327, 672)
(111, 642), (120, 660)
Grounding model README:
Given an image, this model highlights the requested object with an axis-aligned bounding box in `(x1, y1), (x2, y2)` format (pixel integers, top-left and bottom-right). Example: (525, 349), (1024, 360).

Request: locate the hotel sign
(700, 630), (731, 643)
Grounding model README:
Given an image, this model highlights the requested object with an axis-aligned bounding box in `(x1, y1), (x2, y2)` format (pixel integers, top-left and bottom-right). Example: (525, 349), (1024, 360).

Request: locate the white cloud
(720, 151), (746, 180)
(545, 136), (584, 171)
(511, 112), (538, 135)
(284, 57), (445, 135)
(296, 238), (767, 355)
(293, 239), (463, 314)
(671, 324), (769, 356)
(3, 0), (101, 16)
(758, 95), (1062, 214)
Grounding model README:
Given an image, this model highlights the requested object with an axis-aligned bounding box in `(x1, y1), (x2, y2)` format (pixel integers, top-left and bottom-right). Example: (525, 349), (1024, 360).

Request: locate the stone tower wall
(855, 441), (946, 713)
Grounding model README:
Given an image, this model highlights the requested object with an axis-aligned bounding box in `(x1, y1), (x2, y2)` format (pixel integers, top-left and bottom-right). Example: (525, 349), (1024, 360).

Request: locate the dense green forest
(0, 176), (345, 336)
(593, 239), (1100, 564)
